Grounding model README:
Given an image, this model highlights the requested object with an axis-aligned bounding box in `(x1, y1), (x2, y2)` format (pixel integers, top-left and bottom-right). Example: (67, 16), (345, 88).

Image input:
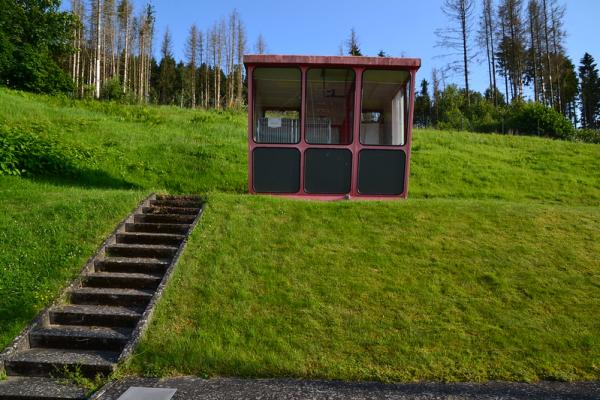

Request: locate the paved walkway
(95, 377), (600, 400)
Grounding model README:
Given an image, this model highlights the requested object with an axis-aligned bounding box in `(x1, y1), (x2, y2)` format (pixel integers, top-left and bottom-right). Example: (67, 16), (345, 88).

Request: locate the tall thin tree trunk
(461, 1), (470, 105)
(95, 0), (102, 98)
(542, 0), (554, 107)
(123, 18), (129, 93)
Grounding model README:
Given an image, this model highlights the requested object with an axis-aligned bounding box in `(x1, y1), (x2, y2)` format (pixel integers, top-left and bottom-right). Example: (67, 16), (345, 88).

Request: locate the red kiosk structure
(244, 55), (421, 200)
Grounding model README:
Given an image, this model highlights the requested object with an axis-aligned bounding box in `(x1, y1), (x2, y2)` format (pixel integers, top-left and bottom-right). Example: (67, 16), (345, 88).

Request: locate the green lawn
(1, 87), (599, 382)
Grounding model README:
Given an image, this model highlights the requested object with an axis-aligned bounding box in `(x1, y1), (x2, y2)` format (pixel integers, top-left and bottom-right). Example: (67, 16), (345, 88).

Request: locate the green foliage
(0, 125), (91, 176)
(0, 0), (76, 93)
(579, 53), (600, 129)
(101, 77), (124, 101)
(506, 101), (575, 139)
(573, 128), (600, 144)
(434, 85), (469, 130)
(59, 366), (106, 395)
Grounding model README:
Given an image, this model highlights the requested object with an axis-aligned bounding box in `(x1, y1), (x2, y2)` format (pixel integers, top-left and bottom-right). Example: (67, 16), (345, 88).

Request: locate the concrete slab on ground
(94, 377), (600, 400)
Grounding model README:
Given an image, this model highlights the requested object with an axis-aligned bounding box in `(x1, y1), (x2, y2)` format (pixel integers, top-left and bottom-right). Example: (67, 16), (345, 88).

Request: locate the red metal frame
(244, 55), (421, 200)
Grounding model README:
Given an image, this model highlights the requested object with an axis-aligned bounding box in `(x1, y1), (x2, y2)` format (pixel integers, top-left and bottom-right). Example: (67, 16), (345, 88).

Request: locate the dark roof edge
(243, 54), (421, 69)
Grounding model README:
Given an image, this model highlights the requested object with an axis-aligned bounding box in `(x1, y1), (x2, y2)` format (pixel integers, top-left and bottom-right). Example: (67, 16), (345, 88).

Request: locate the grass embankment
(0, 87), (599, 382)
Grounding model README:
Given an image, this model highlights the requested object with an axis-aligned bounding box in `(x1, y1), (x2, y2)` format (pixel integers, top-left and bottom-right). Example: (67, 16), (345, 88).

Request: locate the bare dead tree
(436, 0), (476, 105)
(117, 0), (132, 93)
(185, 24), (199, 108)
(94, 0), (102, 98)
(255, 34), (267, 55)
(479, 0), (498, 105)
(236, 17), (246, 106)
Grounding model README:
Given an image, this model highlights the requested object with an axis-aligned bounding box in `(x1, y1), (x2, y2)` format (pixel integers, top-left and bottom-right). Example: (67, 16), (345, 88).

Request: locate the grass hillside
(0, 87), (599, 382)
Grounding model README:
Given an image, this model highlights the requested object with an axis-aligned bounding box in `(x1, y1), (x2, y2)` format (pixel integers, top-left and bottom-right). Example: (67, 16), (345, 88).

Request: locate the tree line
(66, 1), (265, 109)
(424, 0), (600, 136)
(1, 0), (598, 139)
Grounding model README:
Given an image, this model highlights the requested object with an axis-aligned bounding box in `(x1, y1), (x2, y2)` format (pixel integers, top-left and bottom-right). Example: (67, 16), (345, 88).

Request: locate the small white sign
(117, 387), (177, 400)
(267, 118), (282, 128)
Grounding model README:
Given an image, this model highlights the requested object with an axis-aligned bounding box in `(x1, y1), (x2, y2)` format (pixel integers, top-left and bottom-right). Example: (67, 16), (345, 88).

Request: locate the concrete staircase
(0, 195), (204, 399)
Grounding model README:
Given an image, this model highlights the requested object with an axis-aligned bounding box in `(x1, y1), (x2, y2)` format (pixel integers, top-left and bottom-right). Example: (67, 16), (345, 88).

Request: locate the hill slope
(0, 88), (599, 382)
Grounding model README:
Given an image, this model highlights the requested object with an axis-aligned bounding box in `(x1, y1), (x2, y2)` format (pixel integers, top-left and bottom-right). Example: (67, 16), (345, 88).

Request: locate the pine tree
(255, 34), (266, 54)
(117, 0), (133, 94)
(579, 53), (600, 129)
(479, 0), (498, 105)
(558, 56), (578, 125)
(185, 24), (199, 108)
(415, 79), (432, 127)
(436, 0), (475, 105)
(158, 27), (177, 104)
(496, 0), (526, 102)
(347, 28), (362, 56)
(236, 18), (246, 106)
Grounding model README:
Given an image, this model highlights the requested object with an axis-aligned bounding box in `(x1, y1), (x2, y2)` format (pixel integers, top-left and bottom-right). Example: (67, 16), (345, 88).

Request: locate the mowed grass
(129, 194), (600, 382)
(0, 87), (599, 382)
(0, 179), (144, 347)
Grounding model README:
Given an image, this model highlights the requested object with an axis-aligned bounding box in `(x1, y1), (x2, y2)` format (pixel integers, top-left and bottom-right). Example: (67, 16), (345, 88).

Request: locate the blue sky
(64, 0), (599, 94)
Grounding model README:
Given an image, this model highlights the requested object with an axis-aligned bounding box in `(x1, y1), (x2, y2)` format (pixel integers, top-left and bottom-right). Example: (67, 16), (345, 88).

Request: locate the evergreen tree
(158, 28), (177, 104)
(347, 28), (362, 56)
(579, 53), (600, 129)
(558, 56), (578, 125)
(414, 79), (432, 127)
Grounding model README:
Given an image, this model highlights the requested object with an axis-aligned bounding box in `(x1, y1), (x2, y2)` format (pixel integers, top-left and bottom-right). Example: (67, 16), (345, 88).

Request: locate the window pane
(253, 68), (301, 144)
(306, 68), (355, 145)
(361, 70), (410, 146)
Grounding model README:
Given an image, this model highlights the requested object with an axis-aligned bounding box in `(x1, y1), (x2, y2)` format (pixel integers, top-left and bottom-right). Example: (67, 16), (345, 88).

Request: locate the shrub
(0, 126), (91, 176)
(506, 102), (575, 139)
(573, 128), (600, 144)
(101, 77), (124, 101)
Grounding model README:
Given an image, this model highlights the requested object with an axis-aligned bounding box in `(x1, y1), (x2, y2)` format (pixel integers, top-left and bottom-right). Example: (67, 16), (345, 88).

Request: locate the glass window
(305, 68), (355, 145)
(253, 68), (301, 144)
(361, 70), (410, 146)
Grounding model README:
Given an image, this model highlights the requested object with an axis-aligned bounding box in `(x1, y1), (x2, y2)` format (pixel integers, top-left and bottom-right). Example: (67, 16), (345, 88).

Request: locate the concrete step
(69, 288), (153, 307)
(4, 348), (117, 378)
(155, 195), (202, 201)
(143, 206), (201, 215)
(95, 257), (169, 274)
(105, 244), (178, 259)
(49, 305), (141, 328)
(125, 222), (190, 235)
(0, 377), (86, 399)
(150, 199), (203, 208)
(134, 213), (196, 225)
(116, 232), (185, 246)
(29, 326), (130, 352)
(84, 271), (162, 290)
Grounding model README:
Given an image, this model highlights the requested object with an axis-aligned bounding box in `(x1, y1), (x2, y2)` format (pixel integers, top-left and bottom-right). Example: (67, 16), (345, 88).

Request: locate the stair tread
(85, 271), (162, 280)
(117, 232), (185, 238)
(143, 206), (201, 214)
(31, 325), (131, 340)
(51, 304), (143, 317)
(107, 243), (179, 250)
(70, 287), (153, 296)
(155, 194), (202, 200)
(150, 200), (203, 207)
(98, 257), (170, 265)
(0, 377), (86, 399)
(6, 348), (118, 367)
(136, 212), (197, 218)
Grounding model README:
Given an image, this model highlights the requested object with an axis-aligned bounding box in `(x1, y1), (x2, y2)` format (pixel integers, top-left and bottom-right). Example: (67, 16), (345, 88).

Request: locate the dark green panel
(358, 150), (406, 195)
(253, 148), (300, 193)
(304, 148), (352, 194)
